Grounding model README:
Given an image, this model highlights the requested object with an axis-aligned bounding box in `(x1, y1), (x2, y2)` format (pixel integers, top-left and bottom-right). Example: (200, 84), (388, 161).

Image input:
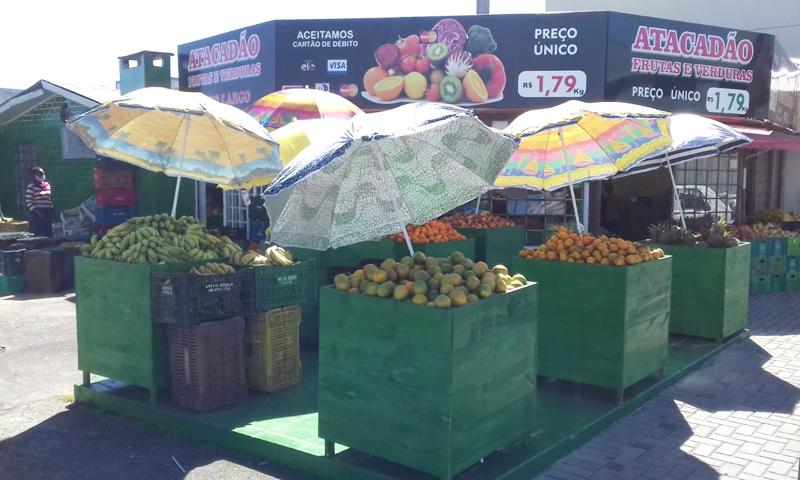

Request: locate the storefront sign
(605, 13), (773, 117)
(178, 23), (276, 109)
(273, 13), (608, 109)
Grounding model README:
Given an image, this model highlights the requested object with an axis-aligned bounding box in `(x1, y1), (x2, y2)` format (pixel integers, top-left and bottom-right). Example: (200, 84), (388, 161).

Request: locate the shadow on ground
(0, 402), (309, 480)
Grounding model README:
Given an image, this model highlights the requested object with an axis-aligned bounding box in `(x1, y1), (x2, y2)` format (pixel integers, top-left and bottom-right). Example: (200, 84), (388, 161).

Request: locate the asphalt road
(0, 291), (307, 480)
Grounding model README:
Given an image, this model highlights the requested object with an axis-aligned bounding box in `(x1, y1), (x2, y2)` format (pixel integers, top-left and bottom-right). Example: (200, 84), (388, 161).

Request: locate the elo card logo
(327, 59), (347, 75)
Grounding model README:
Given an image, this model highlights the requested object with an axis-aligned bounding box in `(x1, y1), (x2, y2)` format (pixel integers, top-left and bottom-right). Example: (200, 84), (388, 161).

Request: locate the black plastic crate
(151, 268), (254, 325)
(24, 248), (65, 294)
(0, 249), (25, 276)
(167, 316), (247, 412)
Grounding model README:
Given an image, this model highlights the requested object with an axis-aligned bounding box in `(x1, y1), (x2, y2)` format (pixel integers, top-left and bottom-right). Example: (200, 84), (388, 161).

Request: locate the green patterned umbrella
(263, 103), (517, 254)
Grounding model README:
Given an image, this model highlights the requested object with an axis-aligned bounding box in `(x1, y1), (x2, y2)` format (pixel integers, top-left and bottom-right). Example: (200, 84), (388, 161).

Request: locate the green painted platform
(75, 332), (746, 480)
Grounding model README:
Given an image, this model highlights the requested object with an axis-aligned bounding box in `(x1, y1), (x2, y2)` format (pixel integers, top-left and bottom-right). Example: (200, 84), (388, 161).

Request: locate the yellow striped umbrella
(67, 87), (283, 215)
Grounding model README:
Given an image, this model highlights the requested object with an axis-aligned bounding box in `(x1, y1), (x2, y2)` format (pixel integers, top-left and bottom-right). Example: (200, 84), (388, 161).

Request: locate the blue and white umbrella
(617, 114), (751, 177)
(615, 114), (751, 229)
(262, 102), (518, 254)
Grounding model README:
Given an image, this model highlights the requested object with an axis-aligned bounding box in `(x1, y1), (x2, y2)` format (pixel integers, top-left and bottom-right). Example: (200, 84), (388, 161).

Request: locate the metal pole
(582, 181), (590, 234)
(666, 158), (688, 231)
(476, 0), (490, 14)
(558, 128), (583, 235)
(369, 141), (414, 256)
(171, 114), (191, 217)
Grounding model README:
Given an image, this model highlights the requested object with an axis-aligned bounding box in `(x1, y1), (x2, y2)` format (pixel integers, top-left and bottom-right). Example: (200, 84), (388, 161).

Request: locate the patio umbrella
(270, 118), (350, 165)
(262, 102), (518, 254)
(614, 113), (751, 230)
(247, 88), (363, 130)
(499, 101), (673, 234)
(67, 87), (282, 217)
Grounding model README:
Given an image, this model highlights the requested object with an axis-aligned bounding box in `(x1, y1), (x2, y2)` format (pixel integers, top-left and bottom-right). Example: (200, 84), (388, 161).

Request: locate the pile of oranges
(441, 213), (516, 229)
(388, 221), (467, 245)
(519, 227), (664, 266)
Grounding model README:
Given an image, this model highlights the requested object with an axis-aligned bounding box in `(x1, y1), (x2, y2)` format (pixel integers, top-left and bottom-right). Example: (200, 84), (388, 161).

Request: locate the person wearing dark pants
(25, 167), (53, 237)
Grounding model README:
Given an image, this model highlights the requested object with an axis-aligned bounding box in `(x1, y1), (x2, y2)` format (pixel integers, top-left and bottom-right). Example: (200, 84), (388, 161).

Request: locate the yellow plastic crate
(246, 306), (302, 392)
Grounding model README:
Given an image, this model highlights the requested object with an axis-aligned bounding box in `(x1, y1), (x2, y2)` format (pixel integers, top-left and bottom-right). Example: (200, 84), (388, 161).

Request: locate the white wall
(782, 151), (800, 212)
(545, 0), (800, 59)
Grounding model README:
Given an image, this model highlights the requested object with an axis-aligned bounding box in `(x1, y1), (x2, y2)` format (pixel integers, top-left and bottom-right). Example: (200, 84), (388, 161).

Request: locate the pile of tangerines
(388, 221), (467, 245)
(519, 227), (664, 266)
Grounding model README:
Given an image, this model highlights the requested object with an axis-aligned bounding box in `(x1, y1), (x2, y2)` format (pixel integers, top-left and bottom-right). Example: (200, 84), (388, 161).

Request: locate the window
(61, 127), (95, 159)
(673, 153), (739, 224)
(489, 185), (584, 246)
(223, 186), (265, 228)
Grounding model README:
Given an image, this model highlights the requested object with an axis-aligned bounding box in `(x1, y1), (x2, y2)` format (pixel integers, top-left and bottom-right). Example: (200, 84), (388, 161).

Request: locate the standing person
(25, 167), (53, 237)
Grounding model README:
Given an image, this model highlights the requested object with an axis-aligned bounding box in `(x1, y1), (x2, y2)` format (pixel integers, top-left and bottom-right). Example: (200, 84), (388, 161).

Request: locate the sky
(0, 0), (544, 91)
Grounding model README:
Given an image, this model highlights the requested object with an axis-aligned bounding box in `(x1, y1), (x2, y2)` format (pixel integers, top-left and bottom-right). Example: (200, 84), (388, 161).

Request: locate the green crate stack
(770, 238), (788, 257)
(770, 273), (785, 293)
(770, 255), (787, 274)
(787, 256), (800, 273)
(750, 239), (769, 262)
(786, 271), (800, 290)
(750, 275), (769, 295)
(787, 237), (800, 256)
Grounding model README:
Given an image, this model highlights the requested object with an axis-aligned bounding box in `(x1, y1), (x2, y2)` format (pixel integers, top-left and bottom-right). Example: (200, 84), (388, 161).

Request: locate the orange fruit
(363, 66), (389, 96)
(374, 76), (404, 101)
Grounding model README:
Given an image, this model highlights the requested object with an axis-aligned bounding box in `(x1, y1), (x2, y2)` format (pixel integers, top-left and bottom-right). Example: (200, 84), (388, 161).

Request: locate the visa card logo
(327, 59), (347, 75)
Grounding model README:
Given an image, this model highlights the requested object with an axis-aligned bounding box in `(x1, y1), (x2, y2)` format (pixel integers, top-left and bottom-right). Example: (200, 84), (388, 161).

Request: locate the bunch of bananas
(82, 214), (244, 264)
(190, 262), (237, 275)
(229, 245), (294, 267)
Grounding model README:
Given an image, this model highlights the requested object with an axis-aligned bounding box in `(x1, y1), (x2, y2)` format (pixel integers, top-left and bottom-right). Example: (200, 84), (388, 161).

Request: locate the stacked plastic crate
(750, 239), (770, 295)
(93, 157), (136, 234)
(786, 238), (800, 290)
(151, 268), (253, 411)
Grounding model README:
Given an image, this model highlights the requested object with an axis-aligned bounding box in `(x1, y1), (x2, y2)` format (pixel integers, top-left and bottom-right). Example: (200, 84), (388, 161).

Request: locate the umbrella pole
(558, 128), (583, 235)
(369, 142), (414, 256)
(474, 195), (481, 214)
(666, 158), (688, 231)
(171, 114), (191, 218)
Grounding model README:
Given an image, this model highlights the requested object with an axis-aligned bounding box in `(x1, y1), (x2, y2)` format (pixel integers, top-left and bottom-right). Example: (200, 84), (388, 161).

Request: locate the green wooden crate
(750, 275), (769, 295)
(318, 284), (537, 480)
(652, 243), (750, 342)
(786, 272), (800, 290)
(0, 274), (23, 295)
(511, 257), (671, 401)
(75, 257), (193, 403)
(409, 238), (476, 261)
(327, 239), (398, 267)
(459, 227), (525, 269)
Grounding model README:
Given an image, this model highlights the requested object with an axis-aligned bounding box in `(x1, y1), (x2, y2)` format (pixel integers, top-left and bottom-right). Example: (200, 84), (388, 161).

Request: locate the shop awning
(707, 116), (800, 152)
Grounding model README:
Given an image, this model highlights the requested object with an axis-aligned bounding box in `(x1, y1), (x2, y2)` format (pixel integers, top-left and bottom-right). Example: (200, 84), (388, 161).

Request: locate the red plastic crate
(95, 188), (136, 207)
(93, 168), (134, 189)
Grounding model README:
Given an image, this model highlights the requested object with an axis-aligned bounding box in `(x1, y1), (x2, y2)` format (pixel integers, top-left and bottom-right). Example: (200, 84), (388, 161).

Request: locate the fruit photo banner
(272, 13), (609, 109)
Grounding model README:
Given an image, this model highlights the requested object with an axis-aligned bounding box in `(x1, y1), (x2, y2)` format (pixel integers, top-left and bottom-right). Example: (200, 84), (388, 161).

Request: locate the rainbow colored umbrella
(270, 118), (350, 165)
(500, 101), (672, 233)
(247, 89), (363, 130)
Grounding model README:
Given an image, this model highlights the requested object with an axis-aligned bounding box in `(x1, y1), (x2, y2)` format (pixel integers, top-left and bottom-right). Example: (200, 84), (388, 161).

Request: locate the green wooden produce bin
(406, 238), (476, 261)
(511, 256), (671, 403)
(652, 243), (750, 342)
(0, 274), (23, 295)
(327, 239), (398, 267)
(75, 257), (192, 403)
(460, 226), (525, 268)
(318, 283), (538, 480)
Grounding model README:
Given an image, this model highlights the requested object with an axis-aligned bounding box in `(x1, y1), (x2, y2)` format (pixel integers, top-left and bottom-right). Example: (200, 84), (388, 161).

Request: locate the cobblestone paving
(539, 292), (800, 480)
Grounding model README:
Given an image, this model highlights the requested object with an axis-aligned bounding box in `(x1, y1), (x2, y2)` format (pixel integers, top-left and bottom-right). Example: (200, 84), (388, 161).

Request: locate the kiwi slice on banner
(439, 75), (463, 103)
(426, 43), (449, 63)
